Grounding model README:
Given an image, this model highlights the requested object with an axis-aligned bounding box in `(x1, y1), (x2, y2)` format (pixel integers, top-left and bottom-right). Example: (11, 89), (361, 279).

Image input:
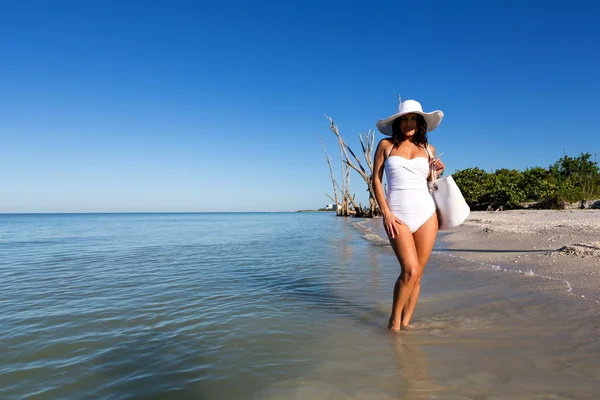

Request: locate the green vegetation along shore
(453, 152), (600, 210)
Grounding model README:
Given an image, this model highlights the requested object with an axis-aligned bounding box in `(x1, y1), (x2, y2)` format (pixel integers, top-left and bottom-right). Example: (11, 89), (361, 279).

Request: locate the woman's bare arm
(373, 139), (403, 238)
(373, 139), (391, 216)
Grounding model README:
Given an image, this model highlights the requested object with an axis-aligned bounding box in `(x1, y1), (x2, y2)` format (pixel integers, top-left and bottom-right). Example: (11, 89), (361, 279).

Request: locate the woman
(372, 98), (445, 331)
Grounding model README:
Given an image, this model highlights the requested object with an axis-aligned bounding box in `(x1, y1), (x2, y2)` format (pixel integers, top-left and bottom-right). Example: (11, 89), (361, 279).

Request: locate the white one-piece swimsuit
(384, 145), (437, 233)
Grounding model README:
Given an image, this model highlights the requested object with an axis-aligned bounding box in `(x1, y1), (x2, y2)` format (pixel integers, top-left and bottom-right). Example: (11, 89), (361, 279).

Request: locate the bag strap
(424, 144), (433, 160)
(425, 145), (437, 183)
(387, 143), (395, 158)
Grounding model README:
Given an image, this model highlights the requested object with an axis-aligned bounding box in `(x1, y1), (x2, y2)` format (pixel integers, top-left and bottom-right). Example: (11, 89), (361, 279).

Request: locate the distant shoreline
(440, 210), (600, 301)
(0, 211), (319, 215)
(297, 210), (336, 213)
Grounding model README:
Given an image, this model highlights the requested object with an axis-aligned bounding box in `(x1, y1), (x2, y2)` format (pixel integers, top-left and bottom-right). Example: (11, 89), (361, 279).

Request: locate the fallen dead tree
(321, 116), (381, 217)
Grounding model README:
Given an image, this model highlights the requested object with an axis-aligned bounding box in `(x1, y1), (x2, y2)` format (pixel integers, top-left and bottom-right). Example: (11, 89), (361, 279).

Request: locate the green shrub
(452, 167), (489, 206)
(522, 167), (557, 200)
(451, 152), (600, 209)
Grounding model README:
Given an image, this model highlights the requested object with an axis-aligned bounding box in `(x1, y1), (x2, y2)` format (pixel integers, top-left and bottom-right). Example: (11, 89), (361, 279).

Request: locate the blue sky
(1, 0), (599, 212)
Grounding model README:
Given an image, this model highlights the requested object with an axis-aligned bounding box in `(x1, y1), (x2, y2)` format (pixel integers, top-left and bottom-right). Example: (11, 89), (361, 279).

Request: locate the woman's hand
(430, 157), (445, 177)
(383, 212), (404, 239)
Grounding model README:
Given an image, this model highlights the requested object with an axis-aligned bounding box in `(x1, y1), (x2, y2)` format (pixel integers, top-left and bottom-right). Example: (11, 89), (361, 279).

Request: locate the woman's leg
(387, 222), (421, 331)
(400, 212), (439, 328)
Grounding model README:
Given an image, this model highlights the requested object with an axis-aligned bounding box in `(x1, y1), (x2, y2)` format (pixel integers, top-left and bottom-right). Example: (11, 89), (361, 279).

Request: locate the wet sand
(361, 209), (600, 302)
(440, 210), (600, 302)
(353, 214), (600, 399)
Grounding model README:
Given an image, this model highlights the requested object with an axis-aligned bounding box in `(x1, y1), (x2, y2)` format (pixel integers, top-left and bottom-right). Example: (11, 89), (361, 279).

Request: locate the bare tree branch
(320, 136), (339, 214)
(322, 115), (381, 217)
(325, 115), (370, 181)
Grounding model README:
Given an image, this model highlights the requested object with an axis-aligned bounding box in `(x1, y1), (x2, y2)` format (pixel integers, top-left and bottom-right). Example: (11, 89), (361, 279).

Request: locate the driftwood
(323, 115), (381, 217)
(320, 136), (361, 216)
(320, 137), (340, 214)
(339, 141), (350, 216)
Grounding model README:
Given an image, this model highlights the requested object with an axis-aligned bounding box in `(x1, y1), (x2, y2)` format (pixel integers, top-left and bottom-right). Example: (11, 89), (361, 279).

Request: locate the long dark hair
(391, 114), (429, 149)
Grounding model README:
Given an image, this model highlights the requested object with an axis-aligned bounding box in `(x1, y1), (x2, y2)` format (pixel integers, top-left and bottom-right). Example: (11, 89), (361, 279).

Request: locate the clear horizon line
(0, 210), (318, 215)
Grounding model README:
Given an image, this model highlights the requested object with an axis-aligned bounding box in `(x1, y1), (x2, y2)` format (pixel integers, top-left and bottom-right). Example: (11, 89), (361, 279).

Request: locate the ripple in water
(1, 213), (600, 399)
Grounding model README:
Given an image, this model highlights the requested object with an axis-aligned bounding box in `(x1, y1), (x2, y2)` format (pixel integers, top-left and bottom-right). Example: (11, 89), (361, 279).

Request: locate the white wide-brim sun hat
(376, 99), (444, 136)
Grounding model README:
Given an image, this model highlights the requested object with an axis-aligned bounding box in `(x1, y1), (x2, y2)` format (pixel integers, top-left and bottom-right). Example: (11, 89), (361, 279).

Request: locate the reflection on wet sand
(368, 244), (382, 287)
(391, 333), (439, 400)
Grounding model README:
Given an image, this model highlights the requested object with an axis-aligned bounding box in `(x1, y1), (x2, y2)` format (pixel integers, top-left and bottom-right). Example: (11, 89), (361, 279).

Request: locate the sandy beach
(435, 210), (600, 302)
(362, 209), (600, 302)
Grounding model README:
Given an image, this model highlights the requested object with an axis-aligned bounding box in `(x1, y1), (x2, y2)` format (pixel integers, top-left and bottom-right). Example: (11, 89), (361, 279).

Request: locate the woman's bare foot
(388, 317), (401, 331)
(401, 324), (413, 331)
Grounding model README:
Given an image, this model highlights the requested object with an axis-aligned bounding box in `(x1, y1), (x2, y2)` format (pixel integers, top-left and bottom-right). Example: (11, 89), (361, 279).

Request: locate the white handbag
(428, 160), (470, 230)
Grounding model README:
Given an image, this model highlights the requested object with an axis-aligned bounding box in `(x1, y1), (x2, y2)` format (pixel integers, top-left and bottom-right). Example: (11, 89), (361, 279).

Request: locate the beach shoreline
(359, 210), (600, 303)
(441, 210), (600, 302)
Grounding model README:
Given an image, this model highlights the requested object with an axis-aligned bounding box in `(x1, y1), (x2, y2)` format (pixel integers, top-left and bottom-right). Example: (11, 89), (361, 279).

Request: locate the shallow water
(1, 213), (599, 399)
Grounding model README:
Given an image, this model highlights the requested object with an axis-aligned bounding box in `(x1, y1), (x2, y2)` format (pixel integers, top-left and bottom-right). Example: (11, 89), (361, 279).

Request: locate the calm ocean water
(1, 212), (599, 399)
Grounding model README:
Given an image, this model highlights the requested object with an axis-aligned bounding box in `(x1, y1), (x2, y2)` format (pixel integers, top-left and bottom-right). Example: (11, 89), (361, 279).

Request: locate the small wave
(438, 252), (573, 294)
(352, 220), (389, 246)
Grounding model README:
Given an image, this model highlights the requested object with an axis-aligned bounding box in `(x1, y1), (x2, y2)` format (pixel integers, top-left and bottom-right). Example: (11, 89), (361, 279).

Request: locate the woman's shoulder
(426, 143), (436, 154)
(377, 138), (393, 149)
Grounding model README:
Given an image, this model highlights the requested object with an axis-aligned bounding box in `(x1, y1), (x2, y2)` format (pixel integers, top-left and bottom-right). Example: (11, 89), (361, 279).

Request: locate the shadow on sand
(436, 248), (547, 254)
